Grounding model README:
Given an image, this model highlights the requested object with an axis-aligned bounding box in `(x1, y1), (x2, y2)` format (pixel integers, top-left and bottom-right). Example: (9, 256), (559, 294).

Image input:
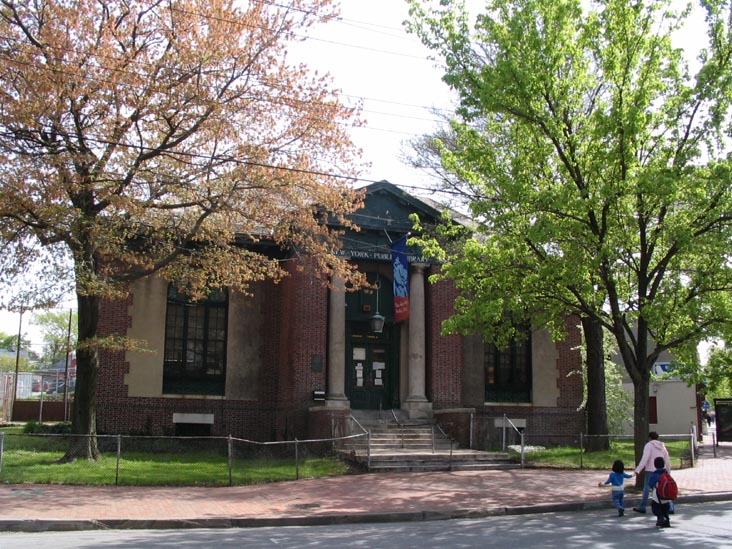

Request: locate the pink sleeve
(635, 446), (649, 473)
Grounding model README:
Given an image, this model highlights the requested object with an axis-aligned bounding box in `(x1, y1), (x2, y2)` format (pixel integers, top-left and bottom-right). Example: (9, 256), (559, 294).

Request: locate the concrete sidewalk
(1, 437), (731, 532)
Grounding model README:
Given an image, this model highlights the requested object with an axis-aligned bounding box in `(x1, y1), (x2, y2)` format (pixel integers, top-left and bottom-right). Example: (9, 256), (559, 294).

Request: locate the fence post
(228, 435), (233, 486)
(39, 391), (44, 424)
(689, 426), (696, 468)
(450, 438), (454, 471)
(502, 415), (507, 452)
(295, 438), (299, 480)
(0, 432), (4, 473)
(579, 433), (584, 469)
(331, 415), (335, 452)
(520, 431), (525, 468)
(115, 434), (121, 486)
(367, 431), (371, 471)
(469, 412), (474, 450)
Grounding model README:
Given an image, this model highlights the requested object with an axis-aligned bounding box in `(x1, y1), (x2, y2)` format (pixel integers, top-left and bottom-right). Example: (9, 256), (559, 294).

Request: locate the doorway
(346, 323), (398, 410)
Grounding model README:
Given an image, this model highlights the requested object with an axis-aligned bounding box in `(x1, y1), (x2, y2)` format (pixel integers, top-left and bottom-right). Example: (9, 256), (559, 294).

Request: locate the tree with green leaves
(680, 345), (732, 404)
(408, 0), (732, 474)
(0, 331), (31, 352)
(32, 311), (77, 368)
(408, 124), (611, 451)
(406, 113), (610, 452)
(0, 354), (30, 373)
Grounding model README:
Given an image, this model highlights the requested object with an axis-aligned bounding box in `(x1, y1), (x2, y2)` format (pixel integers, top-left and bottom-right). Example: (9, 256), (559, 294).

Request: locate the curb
(3, 493), (731, 533)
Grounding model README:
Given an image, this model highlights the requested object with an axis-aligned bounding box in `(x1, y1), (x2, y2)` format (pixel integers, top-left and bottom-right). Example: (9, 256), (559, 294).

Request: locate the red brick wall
(12, 400), (72, 422)
(556, 315), (584, 409)
(433, 315), (585, 448)
(469, 316), (585, 446)
(95, 268), (330, 441)
(277, 260), (329, 439)
(96, 267), (584, 444)
(427, 269), (462, 408)
(96, 287), (288, 439)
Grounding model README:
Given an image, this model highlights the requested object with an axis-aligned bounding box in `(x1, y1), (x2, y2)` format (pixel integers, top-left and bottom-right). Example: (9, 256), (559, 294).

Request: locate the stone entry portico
(325, 262), (433, 419)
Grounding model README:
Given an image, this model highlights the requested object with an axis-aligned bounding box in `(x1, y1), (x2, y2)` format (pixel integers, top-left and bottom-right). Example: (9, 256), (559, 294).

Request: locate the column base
(324, 396), (350, 409)
(403, 399), (433, 419)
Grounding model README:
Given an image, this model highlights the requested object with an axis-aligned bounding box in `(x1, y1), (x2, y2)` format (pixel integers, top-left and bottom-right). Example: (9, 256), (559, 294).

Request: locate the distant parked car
(46, 378), (75, 395)
(31, 378), (49, 392)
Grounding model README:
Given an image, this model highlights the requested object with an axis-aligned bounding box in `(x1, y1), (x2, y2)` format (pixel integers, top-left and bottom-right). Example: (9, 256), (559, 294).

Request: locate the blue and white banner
(391, 236), (409, 322)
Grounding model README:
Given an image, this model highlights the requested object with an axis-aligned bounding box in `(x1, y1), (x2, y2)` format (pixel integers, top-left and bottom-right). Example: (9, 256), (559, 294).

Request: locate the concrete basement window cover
(172, 413), (214, 424)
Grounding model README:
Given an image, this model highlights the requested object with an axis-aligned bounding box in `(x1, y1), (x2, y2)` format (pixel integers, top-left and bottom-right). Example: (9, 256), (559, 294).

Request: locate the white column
(326, 277), (349, 407)
(404, 264), (432, 418)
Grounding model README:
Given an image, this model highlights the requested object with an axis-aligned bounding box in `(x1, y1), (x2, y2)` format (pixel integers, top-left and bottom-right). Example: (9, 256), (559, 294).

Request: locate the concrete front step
(367, 463), (517, 473)
(339, 448), (516, 472)
(363, 458), (517, 473)
(344, 411), (514, 472)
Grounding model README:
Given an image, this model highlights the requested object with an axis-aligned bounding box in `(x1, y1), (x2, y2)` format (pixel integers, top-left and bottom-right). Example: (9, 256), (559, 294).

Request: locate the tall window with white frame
(484, 329), (532, 403)
(163, 285), (228, 396)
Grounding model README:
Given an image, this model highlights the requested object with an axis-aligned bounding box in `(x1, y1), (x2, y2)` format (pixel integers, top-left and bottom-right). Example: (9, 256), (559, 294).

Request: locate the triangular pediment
(350, 180), (443, 232)
(340, 180), (444, 263)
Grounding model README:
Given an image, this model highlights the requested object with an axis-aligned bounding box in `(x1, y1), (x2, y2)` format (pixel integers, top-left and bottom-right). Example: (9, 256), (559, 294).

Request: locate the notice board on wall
(714, 399), (732, 442)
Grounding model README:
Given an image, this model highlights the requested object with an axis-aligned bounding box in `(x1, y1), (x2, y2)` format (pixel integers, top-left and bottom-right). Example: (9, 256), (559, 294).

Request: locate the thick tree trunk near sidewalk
(582, 316), (610, 452)
(59, 293), (101, 462)
(632, 371), (651, 489)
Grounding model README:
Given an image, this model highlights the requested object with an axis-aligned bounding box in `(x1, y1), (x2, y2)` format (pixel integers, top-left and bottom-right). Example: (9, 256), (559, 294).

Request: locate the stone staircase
(339, 410), (516, 473)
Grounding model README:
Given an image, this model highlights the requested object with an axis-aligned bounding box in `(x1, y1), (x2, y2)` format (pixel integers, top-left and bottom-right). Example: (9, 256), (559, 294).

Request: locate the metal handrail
(502, 414), (525, 468)
(350, 415), (368, 435)
(435, 422), (455, 452)
(390, 408), (406, 447)
(390, 408), (402, 426)
(350, 415), (370, 470)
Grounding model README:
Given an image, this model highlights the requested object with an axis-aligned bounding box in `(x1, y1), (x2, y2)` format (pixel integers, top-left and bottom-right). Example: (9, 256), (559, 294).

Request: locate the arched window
(163, 286), (227, 395)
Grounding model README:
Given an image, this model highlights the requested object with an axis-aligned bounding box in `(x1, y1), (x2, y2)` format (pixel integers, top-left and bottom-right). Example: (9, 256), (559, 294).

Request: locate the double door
(346, 326), (398, 410)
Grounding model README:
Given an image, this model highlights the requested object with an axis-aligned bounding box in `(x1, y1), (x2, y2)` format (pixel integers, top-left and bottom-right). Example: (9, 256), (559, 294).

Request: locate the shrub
(22, 421), (72, 434)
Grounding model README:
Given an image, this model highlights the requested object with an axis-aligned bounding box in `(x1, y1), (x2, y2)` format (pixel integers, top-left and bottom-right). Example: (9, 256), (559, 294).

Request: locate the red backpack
(656, 471), (678, 500)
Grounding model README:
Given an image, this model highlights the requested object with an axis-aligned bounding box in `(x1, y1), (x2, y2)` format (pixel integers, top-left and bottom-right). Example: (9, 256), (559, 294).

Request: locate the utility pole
(63, 308), (73, 422)
(10, 307), (23, 423)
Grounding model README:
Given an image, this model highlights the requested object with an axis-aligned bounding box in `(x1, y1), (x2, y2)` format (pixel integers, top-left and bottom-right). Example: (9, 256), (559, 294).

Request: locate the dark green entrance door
(346, 325), (397, 410)
(344, 271), (399, 410)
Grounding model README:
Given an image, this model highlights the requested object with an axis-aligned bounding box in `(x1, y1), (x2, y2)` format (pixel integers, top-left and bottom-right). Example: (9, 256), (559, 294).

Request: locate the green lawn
(0, 425), (351, 486)
(513, 439), (692, 470)
(1, 424), (695, 485)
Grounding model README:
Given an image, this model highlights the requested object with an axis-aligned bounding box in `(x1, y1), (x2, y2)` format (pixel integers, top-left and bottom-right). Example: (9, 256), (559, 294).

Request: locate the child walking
(648, 456), (672, 528)
(598, 459), (634, 516)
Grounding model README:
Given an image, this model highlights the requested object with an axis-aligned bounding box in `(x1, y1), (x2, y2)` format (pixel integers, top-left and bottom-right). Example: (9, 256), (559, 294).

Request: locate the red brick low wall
(12, 400), (72, 422)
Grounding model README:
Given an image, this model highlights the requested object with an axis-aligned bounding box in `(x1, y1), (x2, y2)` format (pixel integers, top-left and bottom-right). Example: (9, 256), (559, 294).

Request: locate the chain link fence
(0, 430), (368, 486)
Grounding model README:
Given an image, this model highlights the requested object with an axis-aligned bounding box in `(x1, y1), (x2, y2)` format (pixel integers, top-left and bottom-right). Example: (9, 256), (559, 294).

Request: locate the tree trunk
(582, 316), (609, 452)
(59, 292), (100, 462)
(632, 368), (651, 489)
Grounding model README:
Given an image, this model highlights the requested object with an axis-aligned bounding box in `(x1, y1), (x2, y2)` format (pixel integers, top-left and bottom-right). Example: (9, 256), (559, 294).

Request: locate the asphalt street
(1, 500), (731, 549)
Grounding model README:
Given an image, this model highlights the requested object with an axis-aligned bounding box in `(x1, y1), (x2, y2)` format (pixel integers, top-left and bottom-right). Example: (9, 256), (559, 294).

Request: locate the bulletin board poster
(714, 399), (732, 442)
